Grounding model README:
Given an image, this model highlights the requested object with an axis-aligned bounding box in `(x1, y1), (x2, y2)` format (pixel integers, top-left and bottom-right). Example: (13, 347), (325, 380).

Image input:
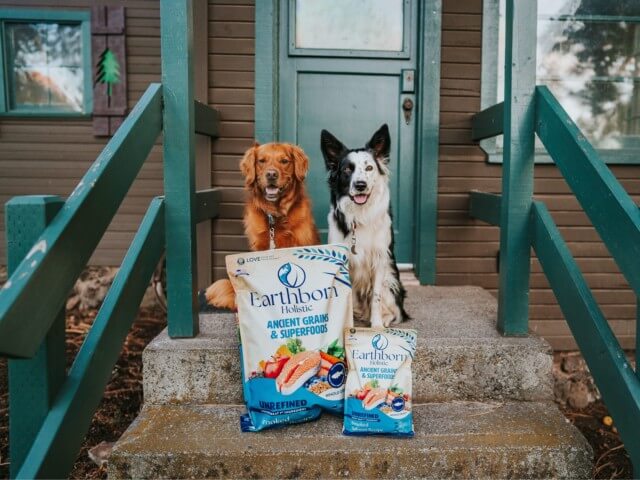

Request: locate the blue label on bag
(343, 398), (414, 437)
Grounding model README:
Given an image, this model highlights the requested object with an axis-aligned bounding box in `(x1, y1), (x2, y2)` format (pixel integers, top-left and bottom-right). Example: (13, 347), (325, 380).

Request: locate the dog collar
(351, 221), (357, 255)
(267, 213), (276, 250)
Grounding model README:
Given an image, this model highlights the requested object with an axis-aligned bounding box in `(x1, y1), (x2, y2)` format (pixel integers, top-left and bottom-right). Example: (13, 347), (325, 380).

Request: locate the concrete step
(109, 401), (592, 479)
(144, 286), (553, 405)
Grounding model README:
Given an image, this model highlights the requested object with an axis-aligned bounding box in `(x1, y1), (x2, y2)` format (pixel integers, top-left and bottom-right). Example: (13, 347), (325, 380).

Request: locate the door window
(291, 0), (410, 57)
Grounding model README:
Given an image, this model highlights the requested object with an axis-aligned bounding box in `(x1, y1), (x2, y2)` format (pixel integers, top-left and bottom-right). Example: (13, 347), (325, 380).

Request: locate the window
(481, 0), (640, 164)
(289, 0), (411, 58)
(295, 0), (404, 52)
(0, 9), (92, 115)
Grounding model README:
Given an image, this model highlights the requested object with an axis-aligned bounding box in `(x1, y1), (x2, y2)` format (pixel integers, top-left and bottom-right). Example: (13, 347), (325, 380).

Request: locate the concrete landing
(109, 401), (592, 479)
(144, 286), (553, 405)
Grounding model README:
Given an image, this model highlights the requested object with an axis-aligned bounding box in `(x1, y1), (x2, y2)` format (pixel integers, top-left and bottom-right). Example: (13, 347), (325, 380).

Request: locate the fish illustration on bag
(275, 351), (321, 395)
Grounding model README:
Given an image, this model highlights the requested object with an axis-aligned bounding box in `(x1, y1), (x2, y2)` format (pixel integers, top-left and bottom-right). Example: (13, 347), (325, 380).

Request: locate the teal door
(279, 0), (418, 264)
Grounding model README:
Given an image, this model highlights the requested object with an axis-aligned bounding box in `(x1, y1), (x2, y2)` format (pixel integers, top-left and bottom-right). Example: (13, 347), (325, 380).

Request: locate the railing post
(161, 0), (199, 337)
(6, 196), (65, 478)
(497, 0), (537, 336)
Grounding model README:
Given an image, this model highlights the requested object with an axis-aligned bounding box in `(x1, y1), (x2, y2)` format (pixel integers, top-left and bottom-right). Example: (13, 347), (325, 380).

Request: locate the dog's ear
(289, 144), (310, 182)
(239, 142), (259, 186)
(366, 124), (391, 163)
(321, 129), (347, 171)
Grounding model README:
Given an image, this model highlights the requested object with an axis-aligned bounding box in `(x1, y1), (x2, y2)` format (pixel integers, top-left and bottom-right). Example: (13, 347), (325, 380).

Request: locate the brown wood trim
(91, 5), (124, 35)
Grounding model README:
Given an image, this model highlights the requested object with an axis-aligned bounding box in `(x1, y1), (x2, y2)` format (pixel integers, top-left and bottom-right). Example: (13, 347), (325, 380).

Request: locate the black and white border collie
(321, 124), (409, 327)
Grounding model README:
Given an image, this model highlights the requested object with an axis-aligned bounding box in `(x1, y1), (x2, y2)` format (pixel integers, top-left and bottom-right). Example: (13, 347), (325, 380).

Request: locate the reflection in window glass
(295, 0), (403, 52)
(498, 0), (640, 149)
(537, 0), (640, 18)
(5, 22), (84, 112)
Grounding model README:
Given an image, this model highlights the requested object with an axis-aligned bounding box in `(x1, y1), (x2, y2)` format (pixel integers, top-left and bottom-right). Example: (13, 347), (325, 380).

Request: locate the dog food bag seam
(227, 244), (353, 432)
(343, 327), (416, 436)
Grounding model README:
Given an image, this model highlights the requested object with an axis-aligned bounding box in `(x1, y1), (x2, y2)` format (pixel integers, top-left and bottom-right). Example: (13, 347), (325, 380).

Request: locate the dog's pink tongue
(353, 194), (368, 205)
(265, 187), (279, 195)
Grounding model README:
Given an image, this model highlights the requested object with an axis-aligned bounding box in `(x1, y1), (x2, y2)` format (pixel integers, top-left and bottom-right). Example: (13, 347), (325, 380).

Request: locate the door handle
(402, 98), (414, 125)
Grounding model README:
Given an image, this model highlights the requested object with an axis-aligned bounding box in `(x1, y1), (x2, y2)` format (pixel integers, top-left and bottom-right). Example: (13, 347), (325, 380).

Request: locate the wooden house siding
(0, 0), (163, 266)
(208, 0), (255, 280)
(438, 0), (638, 350)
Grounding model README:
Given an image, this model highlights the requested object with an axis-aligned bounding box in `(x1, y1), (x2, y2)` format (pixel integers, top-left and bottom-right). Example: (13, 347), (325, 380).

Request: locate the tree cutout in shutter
(91, 5), (127, 136)
(95, 47), (121, 104)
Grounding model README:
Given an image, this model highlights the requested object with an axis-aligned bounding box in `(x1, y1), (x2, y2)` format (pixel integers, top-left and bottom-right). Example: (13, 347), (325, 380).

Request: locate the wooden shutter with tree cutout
(91, 6), (127, 136)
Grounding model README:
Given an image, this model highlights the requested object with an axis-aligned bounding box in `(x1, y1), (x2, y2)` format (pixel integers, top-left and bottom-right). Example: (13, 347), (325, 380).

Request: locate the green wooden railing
(0, 1), (220, 477)
(470, 27), (640, 475)
(470, 2), (639, 473)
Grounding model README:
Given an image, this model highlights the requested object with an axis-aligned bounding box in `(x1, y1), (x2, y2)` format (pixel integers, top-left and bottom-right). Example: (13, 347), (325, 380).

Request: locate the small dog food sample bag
(343, 327), (417, 436)
(226, 245), (353, 432)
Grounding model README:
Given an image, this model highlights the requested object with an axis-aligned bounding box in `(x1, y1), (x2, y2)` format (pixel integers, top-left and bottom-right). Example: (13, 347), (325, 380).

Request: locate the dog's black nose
(266, 169), (278, 182)
(354, 181), (367, 192)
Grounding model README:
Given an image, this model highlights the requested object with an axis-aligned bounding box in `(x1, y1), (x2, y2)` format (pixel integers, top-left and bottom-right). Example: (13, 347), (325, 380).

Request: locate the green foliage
(324, 338), (345, 359)
(286, 338), (305, 354)
(389, 384), (404, 395)
(95, 48), (120, 97)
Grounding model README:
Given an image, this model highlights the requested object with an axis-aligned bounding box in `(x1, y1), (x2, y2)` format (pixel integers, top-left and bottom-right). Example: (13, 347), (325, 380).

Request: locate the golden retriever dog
(205, 142), (320, 310)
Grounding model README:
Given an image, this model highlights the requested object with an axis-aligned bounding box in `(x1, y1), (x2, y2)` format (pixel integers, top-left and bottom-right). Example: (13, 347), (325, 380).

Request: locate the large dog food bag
(226, 245), (353, 432)
(343, 327), (417, 436)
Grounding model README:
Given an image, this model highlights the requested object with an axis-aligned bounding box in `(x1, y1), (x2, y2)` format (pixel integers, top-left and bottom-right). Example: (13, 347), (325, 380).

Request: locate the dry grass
(0, 307), (166, 479)
(560, 401), (633, 479)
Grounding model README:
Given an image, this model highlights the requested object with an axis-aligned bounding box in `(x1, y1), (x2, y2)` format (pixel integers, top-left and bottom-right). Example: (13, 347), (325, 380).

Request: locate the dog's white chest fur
(327, 180), (403, 327)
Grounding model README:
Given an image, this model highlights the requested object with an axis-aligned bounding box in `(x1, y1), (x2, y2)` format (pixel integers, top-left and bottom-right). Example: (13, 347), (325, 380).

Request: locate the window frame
(287, 0), (412, 59)
(480, 0), (640, 165)
(0, 8), (92, 117)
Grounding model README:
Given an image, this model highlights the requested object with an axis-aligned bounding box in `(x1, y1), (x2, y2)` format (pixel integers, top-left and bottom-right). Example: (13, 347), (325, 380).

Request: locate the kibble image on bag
(226, 245), (353, 432)
(343, 327), (417, 436)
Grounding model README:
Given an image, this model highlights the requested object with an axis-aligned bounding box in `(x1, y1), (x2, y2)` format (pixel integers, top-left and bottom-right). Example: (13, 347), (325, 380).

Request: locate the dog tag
(351, 222), (357, 254)
(268, 214), (276, 250)
(351, 233), (357, 254)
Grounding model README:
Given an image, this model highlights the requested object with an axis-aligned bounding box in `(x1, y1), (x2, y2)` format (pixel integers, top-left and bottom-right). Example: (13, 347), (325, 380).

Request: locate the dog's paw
(205, 279), (237, 311)
(381, 306), (406, 326)
(382, 315), (403, 327)
(370, 315), (384, 329)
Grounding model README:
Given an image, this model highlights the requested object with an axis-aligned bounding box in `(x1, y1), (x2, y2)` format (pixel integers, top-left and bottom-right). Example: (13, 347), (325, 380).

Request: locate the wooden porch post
(6, 196), (65, 477)
(497, 0), (537, 335)
(415, 0), (442, 285)
(194, 0), (211, 290)
(160, 0), (199, 337)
